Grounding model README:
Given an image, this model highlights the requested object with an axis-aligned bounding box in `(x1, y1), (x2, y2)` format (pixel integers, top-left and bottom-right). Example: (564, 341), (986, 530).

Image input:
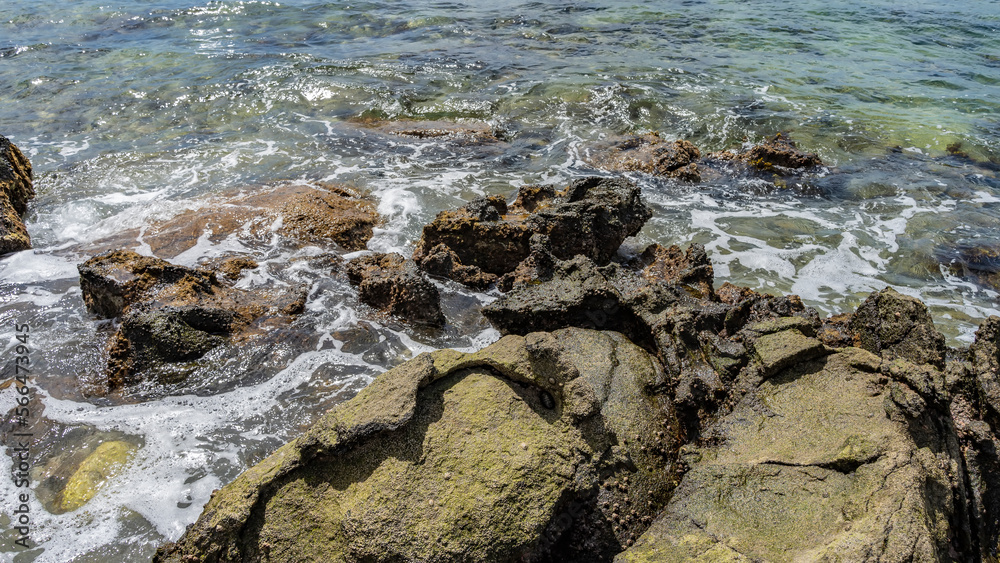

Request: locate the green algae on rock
(58, 440), (137, 513)
(154, 328), (680, 562)
(617, 345), (965, 562)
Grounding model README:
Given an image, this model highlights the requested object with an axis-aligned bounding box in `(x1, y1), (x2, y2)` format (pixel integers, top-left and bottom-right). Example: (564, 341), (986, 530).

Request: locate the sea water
(1, 1), (999, 560)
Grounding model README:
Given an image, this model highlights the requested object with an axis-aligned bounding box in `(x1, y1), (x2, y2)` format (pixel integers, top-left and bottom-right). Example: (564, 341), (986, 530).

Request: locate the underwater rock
(0, 135), (35, 255)
(76, 183), (380, 259)
(940, 243), (1000, 292)
(345, 252), (446, 327)
(78, 249), (307, 389)
(412, 177), (652, 288)
(155, 328), (680, 563)
(587, 133), (701, 181)
(362, 119), (502, 144)
(58, 440), (137, 513)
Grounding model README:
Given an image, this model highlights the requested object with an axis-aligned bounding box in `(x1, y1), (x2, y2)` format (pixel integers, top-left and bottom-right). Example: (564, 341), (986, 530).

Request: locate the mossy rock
(849, 287), (947, 369)
(617, 347), (963, 562)
(59, 441), (137, 513)
(155, 328), (680, 562)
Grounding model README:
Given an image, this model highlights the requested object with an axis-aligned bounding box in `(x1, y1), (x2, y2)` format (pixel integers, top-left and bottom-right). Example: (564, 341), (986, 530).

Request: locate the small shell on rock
(540, 390), (555, 409)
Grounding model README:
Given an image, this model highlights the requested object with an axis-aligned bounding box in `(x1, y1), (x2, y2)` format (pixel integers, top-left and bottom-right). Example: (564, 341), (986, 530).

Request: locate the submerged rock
(587, 133), (701, 181)
(0, 135), (35, 255)
(155, 328), (680, 563)
(362, 119), (502, 144)
(78, 250), (307, 389)
(345, 252), (446, 327)
(59, 440), (137, 513)
(77, 183), (380, 259)
(412, 177), (652, 288)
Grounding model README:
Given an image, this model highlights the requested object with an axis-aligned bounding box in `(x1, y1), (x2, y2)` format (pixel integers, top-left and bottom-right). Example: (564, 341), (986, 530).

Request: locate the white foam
(0, 343), (383, 560)
(0, 251), (80, 283)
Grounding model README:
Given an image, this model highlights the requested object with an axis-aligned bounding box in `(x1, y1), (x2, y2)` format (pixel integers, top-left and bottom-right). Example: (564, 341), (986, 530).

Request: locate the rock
(412, 177), (652, 287)
(618, 346), (967, 562)
(849, 287), (947, 369)
(483, 256), (632, 337)
(59, 440), (137, 513)
(362, 119), (501, 144)
(0, 135), (35, 255)
(217, 256), (259, 280)
(155, 328), (680, 563)
(587, 133), (701, 181)
(638, 243), (715, 300)
(970, 316), (1000, 418)
(77, 183), (379, 259)
(709, 133), (823, 172)
(78, 250), (307, 389)
(345, 252), (445, 327)
(416, 243), (498, 289)
(940, 243), (1000, 292)
(751, 328), (828, 378)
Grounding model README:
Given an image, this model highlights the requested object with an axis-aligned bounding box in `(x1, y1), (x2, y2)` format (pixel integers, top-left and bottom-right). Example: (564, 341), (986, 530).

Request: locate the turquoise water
(2, 1), (1000, 560)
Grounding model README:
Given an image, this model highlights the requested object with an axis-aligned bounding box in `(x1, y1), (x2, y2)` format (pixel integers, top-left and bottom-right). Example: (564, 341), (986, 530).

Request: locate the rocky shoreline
(5, 130), (1000, 561)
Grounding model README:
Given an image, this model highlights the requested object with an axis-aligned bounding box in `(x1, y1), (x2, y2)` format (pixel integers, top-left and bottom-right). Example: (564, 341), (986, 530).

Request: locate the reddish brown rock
(346, 252), (445, 328)
(217, 256), (259, 280)
(0, 135), (35, 255)
(78, 183), (379, 260)
(588, 133), (702, 181)
(639, 243), (715, 300)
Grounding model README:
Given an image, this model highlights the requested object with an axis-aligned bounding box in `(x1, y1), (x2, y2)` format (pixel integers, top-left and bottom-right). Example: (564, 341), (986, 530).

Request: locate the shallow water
(2, 0), (1000, 560)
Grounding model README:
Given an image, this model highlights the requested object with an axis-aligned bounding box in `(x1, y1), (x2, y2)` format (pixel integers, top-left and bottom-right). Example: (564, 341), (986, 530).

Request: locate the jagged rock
(78, 250), (307, 389)
(587, 133), (701, 181)
(709, 133), (823, 172)
(77, 183), (379, 259)
(482, 244), (829, 441)
(483, 256), (630, 337)
(638, 243), (715, 300)
(345, 252), (445, 327)
(417, 243), (497, 289)
(155, 328), (680, 563)
(849, 287), (947, 369)
(971, 316), (1000, 418)
(0, 135), (35, 255)
(618, 345), (968, 562)
(412, 177), (652, 287)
